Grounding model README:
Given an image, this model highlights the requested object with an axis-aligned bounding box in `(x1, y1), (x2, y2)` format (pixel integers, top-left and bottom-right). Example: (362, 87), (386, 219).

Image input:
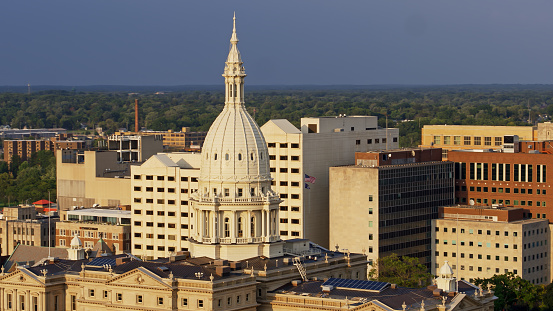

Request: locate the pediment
(0, 269), (44, 286)
(107, 267), (171, 288)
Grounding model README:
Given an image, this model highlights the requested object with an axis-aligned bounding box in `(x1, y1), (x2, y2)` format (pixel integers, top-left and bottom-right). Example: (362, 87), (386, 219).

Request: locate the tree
(368, 254), (432, 288)
(474, 272), (544, 311)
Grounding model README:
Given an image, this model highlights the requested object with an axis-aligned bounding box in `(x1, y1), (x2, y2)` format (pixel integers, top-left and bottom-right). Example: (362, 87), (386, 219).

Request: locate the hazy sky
(1, 1), (553, 86)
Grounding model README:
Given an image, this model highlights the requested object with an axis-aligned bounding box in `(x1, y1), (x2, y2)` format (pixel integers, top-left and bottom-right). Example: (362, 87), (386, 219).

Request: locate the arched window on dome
(250, 153), (254, 161)
(238, 153), (242, 161)
(214, 154), (218, 160)
(259, 152), (263, 160)
(238, 217), (243, 238)
(205, 152), (208, 159)
(251, 216), (255, 237)
(225, 153), (229, 161)
(224, 218), (230, 238)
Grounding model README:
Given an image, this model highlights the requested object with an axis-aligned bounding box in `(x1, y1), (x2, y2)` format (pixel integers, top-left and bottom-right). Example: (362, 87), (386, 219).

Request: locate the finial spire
(230, 12), (238, 44)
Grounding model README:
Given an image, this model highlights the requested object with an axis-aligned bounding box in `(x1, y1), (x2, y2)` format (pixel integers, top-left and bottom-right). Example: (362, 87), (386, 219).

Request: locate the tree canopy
(0, 150), (56, 206)
(1, 86), (552, 147)
(474, 273), (546, 311)
(368, 253), (432, 288)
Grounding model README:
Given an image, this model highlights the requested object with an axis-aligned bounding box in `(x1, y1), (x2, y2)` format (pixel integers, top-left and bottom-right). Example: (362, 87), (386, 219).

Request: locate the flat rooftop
(66, 208), (131, 218)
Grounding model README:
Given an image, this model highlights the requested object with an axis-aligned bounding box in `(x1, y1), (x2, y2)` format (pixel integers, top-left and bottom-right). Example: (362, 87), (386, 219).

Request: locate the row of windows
(134, 212), (193, 217)
(279, 231), (301, 237)
(133, 221), (179, 229)
(436, 240), (518, 249)
(456, 197), (548, 211)
(433, 135), (502, 146)
(133, 175), (198, 182)
(270, 167), (301, 173)
(455, 162), (547, 183)
(279, 194), (300, 199)
(355, 137), (398, 145)
(437, 251), (518, 262)
(279, 218), (300, 224)
(88, 290), (207, 308)
(133, 198), (188, 205)
(279, 206), (300, 212)
(458, 185), (547, 195)
(134, 244), (183, 251)
(436, 227), (548, 236)
(269, 155), (300, 161)
(268, 143), (300, 148)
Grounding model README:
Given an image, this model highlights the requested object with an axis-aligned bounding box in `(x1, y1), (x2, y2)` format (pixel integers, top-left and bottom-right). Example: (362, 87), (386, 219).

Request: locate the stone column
(231, 211), (236, 241)
(247, 210), (251, 239)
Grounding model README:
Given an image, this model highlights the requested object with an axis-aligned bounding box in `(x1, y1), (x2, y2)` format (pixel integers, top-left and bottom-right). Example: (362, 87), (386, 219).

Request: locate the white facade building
(260, 116), (399, 247)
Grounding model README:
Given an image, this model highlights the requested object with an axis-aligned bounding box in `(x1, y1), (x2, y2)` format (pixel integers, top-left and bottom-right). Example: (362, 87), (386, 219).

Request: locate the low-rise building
(3, 137), (85, 163)
(420, 124), (537, 160)
(432, 205), (550, 285)
(56, 208), (131, 253)
(329, 148), (454, 267)
(0, 205), (57, 256)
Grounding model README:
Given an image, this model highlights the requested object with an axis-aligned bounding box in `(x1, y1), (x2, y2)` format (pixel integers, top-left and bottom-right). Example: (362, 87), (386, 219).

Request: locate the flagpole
(48, 191), (51, 258)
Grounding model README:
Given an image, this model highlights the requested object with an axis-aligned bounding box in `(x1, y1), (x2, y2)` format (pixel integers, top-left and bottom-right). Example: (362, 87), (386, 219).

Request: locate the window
(71, 295), (77, 310)
(134, 175), (141, 180)
(137, 295), (143, 304)
(89, 289), (95, 297)
(484, 137), (492, 146)
(367, 139), (372, 144)
(291, 143), (299, 148)
(146, 175), (153, 180)
(495, 137), (502, 146)
(182, 298), (188, 306)
(291, 231), (300, 236)
(158, 297), (163, 305)
(356, 140), (361, 145)
(454, 136), (461, 145)
(198, 300), (204, 308)
(280, 143), (288, 148)
(464, 136), (471, 145)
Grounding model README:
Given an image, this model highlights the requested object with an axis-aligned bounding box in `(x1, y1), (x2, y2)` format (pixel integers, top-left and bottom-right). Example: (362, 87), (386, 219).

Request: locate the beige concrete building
(56, 150), (132, 211)
(329, 149), (454, 267)
(432, 205), (550, 285)
(107, 134), (163, 162)
(420, 125), (536, 159)
(130, 152), (201, 259)
(0, 206), (57, 256)
(260, 116), (399, 248)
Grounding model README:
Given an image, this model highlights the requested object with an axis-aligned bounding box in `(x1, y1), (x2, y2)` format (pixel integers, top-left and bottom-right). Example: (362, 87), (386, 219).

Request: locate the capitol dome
(199, 14), (271, 189)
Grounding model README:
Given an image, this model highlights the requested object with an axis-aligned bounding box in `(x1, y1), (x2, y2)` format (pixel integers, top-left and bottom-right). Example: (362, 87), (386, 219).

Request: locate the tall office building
(329, 148), (454, 267)
(261, 117), (399, 247)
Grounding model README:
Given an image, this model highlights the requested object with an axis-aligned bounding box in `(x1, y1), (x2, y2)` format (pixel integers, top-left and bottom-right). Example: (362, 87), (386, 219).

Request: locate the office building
(260, 116), (399, 247)
(0, 205), (57, 256)
(433, 205), (550, 285)
(130, 152), (201, 259)
(329, 148), (454, 267)
(448, 149), (553, 222)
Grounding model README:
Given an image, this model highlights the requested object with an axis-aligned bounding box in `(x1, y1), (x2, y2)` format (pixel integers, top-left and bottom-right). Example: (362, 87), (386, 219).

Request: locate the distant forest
(1, 85), (553, 147)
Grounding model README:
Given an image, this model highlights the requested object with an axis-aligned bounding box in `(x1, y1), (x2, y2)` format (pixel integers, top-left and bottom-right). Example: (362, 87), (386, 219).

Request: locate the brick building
(448, 149), (553, 222)
(56, 208), (131, 253)
(3, 137), (85, 163)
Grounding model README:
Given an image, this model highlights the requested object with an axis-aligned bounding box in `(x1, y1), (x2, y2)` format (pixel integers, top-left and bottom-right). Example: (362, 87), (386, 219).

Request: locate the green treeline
(0, 151), (56, 206)
(1, 87), (552, 148)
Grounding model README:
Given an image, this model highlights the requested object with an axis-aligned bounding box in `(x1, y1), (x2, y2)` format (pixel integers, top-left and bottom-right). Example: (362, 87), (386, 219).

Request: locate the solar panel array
(88, 257), (117, 267)
(322, 278), (390, 292)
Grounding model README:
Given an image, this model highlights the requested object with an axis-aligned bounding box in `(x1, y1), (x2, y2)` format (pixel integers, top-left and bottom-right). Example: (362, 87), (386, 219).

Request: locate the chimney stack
(134, 99), (139, 132)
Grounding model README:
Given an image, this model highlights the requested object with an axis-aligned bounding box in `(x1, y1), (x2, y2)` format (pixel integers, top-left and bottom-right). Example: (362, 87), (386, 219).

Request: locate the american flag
(305, 174), (316, 184)
(305, 183), (310, 189)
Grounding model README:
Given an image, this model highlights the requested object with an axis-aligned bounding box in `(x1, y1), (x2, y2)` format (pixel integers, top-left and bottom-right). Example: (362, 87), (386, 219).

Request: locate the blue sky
(1, 1), (552, 86)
